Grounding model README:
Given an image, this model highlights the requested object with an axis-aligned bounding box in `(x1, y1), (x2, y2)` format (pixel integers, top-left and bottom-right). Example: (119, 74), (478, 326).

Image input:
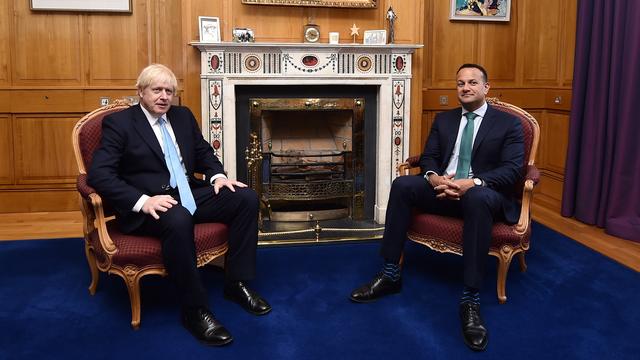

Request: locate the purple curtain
(561, 0), (640, 242)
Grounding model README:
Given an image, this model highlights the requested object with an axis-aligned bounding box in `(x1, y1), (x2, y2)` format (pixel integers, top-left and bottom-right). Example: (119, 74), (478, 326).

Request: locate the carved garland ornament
(241, 0), (377, 8)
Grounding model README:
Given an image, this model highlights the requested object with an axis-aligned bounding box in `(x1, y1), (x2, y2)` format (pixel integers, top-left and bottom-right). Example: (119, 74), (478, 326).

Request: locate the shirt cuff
(424, 170), (438, 179)
(209, 173), (227, 185)
(133, 195), (150, 213)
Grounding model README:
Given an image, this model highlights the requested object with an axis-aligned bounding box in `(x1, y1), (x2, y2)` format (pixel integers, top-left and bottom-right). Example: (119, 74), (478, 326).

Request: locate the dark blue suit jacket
(88, 104), (224, 233)
(418, 104), (524, 222)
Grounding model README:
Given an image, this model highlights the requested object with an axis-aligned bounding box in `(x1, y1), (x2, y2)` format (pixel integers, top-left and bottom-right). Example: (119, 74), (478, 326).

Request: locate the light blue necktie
(454, 112), (478, 180)
(158, 117), (197, 215)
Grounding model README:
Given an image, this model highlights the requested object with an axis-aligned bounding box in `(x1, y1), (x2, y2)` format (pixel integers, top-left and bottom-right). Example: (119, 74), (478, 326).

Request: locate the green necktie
(454, 112), (478, 180)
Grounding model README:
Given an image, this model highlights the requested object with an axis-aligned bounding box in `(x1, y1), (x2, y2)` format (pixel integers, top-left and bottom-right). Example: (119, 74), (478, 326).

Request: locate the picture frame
(241, 0), (376, 8)
(363, 30), (387, 45)
(450, 0), (511, 22)
(329, 32), (340, 45)
(199, 16), (221, 43)
(30, 0), (132, 12)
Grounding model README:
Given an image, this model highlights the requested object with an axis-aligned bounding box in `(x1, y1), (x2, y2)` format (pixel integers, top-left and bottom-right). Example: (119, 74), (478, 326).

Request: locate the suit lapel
(472, 105), (497, 156)
(131, 105), (165, 163)
(442, 110), (462, 166)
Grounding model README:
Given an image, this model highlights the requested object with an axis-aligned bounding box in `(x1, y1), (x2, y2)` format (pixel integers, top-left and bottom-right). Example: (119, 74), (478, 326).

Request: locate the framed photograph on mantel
(199, 17), (221, 43)
(241, 0), (377, 9)
(30, 0), (132, 12)
(450, 0), (511, 22)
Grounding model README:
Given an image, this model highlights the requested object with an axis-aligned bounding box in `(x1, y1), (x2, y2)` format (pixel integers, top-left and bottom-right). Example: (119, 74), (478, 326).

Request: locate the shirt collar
(139, 104), (166, 125)
(462, 101), (488, 119)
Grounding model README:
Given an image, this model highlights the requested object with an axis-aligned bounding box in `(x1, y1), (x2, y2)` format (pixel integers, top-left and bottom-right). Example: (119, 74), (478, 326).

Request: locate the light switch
(100, 97), (110, 106)
(554, 96), (562, 104)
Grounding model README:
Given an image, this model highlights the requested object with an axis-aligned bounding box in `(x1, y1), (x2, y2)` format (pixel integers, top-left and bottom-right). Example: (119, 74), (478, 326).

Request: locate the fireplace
(191, 41), (421, 241)
(236, 85), (377, 227)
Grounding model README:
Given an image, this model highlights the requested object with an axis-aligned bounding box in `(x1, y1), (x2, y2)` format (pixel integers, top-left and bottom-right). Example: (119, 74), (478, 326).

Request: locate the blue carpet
(0, 222), (639, 359)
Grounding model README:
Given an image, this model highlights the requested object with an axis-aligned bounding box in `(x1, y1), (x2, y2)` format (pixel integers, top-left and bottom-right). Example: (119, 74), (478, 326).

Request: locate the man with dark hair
(349, 63), (524, 351)
(89, 64), (271, 346)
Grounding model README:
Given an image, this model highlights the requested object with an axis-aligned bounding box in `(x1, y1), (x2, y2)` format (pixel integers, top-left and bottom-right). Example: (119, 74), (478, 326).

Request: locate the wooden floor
(1, 207), (639, 272)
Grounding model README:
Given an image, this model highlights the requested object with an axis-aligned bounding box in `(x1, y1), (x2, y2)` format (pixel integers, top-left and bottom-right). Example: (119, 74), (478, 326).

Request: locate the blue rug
(0, 222), (638, 359)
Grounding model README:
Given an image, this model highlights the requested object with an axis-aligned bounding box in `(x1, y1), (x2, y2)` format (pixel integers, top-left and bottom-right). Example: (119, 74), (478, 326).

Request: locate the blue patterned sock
(460, 286), (480, 305)
(382, 261), (401, 281)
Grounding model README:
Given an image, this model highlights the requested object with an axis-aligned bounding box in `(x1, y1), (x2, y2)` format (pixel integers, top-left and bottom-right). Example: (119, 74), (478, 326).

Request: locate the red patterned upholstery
(402, 98), (540, 304)
(72, 100), (229, 328)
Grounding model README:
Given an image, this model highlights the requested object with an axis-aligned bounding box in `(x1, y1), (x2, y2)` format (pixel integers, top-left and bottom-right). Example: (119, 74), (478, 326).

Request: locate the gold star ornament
(350, 23), (360, 37)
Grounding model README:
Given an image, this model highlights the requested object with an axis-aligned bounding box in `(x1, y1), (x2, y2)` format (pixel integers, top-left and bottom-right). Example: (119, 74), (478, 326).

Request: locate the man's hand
(141, 195), (178, 220)
(429, 174), (475, 200)
(213, 177), (248, 194)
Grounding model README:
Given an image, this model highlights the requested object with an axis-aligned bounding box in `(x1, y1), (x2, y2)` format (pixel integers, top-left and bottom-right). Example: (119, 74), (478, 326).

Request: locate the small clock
(304, 24), (320, 43)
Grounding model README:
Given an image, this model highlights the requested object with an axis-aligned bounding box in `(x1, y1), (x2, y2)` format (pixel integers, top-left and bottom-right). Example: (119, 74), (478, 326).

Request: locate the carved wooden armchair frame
(398, 98), (540, 303)
(72, 100), (229, 328)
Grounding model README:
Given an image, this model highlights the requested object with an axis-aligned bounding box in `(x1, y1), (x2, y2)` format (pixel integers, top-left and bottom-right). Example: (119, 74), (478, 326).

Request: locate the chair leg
(84, 242), (100, 295)
(123, 273), (143, 330)
(495, 248), (515, 304)
(518, 252), (527, 272)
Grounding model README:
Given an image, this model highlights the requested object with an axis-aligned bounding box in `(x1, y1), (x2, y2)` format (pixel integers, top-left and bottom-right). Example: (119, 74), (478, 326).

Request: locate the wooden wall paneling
(0, 189), (77, 213)
(231, 1), (306, 43)
(155, 0), (185, 83)
(13, 115), (79, 185)
(520, 0), (562, 86)
(0, 0), (10, 85)
(0, 115), (13, 184)
(11, 1), (83, 86)
(430, 0), (477, 88)
(477, 21), (518, 87)
(87, 0), (151, 86)
(10, 90), (84, 113)
(561, 0), (577, 87)
(541, 111), (569, 174)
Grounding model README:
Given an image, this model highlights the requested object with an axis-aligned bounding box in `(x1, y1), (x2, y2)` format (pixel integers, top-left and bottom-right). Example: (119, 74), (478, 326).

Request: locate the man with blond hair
(89, 64), (270, 346)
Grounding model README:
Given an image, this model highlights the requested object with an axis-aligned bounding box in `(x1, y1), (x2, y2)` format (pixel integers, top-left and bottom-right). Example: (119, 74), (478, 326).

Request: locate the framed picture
(241, 0), (376, 8)
(199, 17), (221, 43)
(450, 0), (511, 22)
(30, 0), (132, 12)
(329, 32), (340, 44)
(363, 30), (387, 45)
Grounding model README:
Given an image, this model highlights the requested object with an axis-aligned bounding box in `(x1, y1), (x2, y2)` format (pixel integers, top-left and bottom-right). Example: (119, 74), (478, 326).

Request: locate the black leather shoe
(459, 302), (488, 351)
(349, 273), (402, 303)
(182, 307), (233, 346)
(224, 281), (272, 315)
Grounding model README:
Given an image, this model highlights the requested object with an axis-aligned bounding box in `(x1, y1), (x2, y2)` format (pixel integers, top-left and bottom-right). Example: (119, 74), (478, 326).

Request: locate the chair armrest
(76, 174), (96, 198)
(525, 164), (540, 185)
(77, 174), (117, 254)
(514, 165), (540, 234)
(397, 155), (421, 175)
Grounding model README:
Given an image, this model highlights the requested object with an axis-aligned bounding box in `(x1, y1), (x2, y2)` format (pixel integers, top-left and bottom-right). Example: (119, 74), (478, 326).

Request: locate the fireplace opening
(247, 98), (363, 222)
(235, 85), (377, 228)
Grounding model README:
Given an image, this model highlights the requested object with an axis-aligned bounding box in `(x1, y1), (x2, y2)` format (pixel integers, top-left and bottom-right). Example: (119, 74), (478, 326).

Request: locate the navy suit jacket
(418, 104), (524, 222)
(88, 104), (224, 233)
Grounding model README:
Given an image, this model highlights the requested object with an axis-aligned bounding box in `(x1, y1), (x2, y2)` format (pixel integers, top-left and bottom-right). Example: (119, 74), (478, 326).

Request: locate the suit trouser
(379, 175), (507, 289)
(134, 186), (259, 309)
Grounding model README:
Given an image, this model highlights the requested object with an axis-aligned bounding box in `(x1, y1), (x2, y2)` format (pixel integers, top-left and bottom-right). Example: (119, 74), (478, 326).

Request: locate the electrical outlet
(554, 96), (562, 104)
(100, 97), (110, 106)
(439, 95), (449, 106)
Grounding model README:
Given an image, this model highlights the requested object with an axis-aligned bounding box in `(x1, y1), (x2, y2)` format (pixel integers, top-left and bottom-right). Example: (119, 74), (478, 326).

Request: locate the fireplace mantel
(191, 41), (422, 224)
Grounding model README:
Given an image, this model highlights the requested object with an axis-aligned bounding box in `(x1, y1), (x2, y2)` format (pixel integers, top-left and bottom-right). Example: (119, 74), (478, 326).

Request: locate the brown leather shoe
(182, 307), (233, 346)
(224, 281), (272, 315)
(349, 273), (402, 303)
(459, 302), (488, 351)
